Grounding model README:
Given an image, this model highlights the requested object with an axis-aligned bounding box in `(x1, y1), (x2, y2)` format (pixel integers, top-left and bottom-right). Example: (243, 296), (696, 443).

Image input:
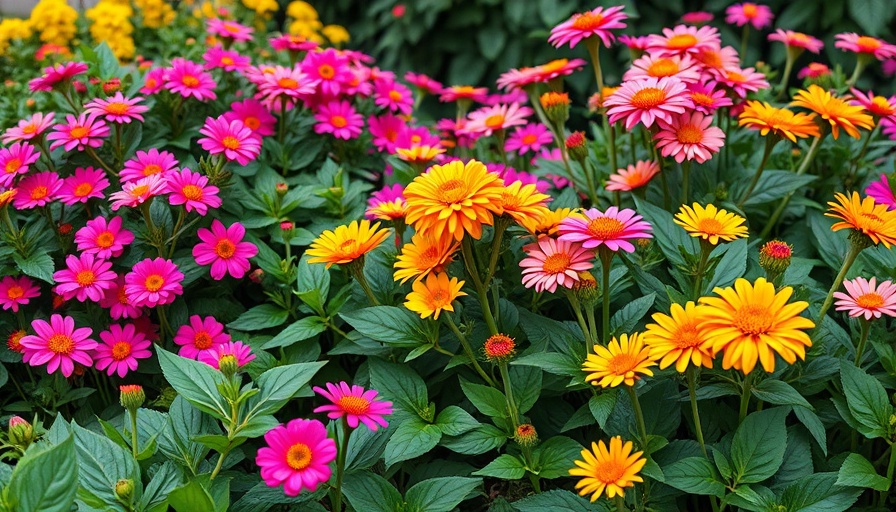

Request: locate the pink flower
(496, 67), (542, 91)
(654, 111), (726, 164)
(365, 183), (406, 221)
(58, 167), (109, 205)
(368, 113), (407, 153)
(193, 220), (258, 280)
(207, 18), (254, 42)
(198, 341), (255, 369)
(125, 258), (184, 308)
(505, 123), (553, 155)
(74, 216), (134, 259)
(866, 174), (896, 210)
(99, 276), (142, 320)
(256, 418), (337, 496)
(224, 99), (276, 137)
(270, 34), (318, 53)
(84, 93), (149, 124)
(687, 82), (733, 114)
(439, 85), (488, 103)
(647, 25), (720, 58)
(46, 113), (110, 152)
(120, 149), (179, 183)
(0, 142), (41, 188)
(173, 315), (230, 359)
(166, 168), (221, 216)
(165, 58), (218, 101)
(834, 277), (896, 320)
(606, 160), (661, 192)
(140, 67), (167, 95)
(797, 62), (831, 79)
(2, 112), (55, 144)
(558, 207), (653, 252)
(618, 35), (650, 51)
(28, 62), (88, 92)
(301, 49), (354, 97)
(520, 237), (594, 293)
(53, 253), (117, 303)
(768, 29), (824, 54)
(725, 3), (774, 30)
(94, 324), (152, 377)
(849, 88), (896, 118)
(198, 116), (262, 165)
(313, 382), (394, 431)
(0, 276), (40, 312)
(548, 5), (627, 48)
(110, 175), (167, 211)
(255, 65), (318, 109)
(13, 171), (62, 209)
(374, 79), (413, 115)
(605, 77), (692, 130)
(624, 54), (701, 83)
(313, 100), (363, 140)
(21, 315), (96, 377)
(712, 66), (770, 98)
(404, 71), (443, 94)
(834, 33), (896, 61)
(463, 103), (533, 137)
(681, 11), (714, 25)
(491, 164), (549, 193)
(884, 59), (896, 77)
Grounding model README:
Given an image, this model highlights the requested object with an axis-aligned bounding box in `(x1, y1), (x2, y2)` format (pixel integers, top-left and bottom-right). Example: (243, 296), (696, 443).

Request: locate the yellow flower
(393, 232), (459, 284)
(242, 0), (279, 15)
(29, 0), (78, 47)
(526, 207), (574, 238)
(396, 145), (445, 163)
(644, 302), (715, 372)
(498, 180), (552, 230)
(569, 436), (646, 501)
(0, 189), (17, 207)
(287, 0), (319, 21)
(306, 220), (391, 268)
(322, 25), (350, 45)
(583, 333), (656, 388)
(288, 20), (324, 44)
(737, 101), (821, 143)
(699, 277), (814, 374)
(0, 18), (32, 55)
(134, 0), (176, 28)
(791, 84), (875, 139)
(403, 272), (466, 320)
(826, 191), (896, 248)
(674, 203), (748, 245)
(86, 0), (135, 60)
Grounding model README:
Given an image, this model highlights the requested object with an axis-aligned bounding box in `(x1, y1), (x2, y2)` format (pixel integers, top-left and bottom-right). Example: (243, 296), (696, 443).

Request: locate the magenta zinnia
(198, 341), (256, 369)
(173, 315), (230, 359)
(94, 324), (152, 378)
(0, 142), (40, 188)
(46, 113), (110, 152)
(53, 253), (117, 303)
(193, 220), (258, 280)
(58, 166), (109, 205)
(312, 382), (394, 431)
(166, 168), (222, 216)
(558, 207), (653, 252)
(0, 276), (40, 312)
(198, 116), (262, 165)
(124, 258), (184, 308)
(256, 418), (337, 496)
(74, 216), (135, 259)
(84, 93), (149, 124)
(20, 314), (97, 377)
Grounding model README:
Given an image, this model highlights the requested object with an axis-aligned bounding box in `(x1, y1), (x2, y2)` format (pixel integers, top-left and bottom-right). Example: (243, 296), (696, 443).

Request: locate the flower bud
(8, 416), (34, 447)
(58, 223), (73, 235)
(7, 329), (26, 354)
(539, 92), (570, 126)
(759, 240), (792, 281)
(115, 479), (135, 504)
(573, 271), (599, 307)
(392, 4), (406, 17)
(219, 354), (239, 378)
(565, 131), (588, 162)
(249, 268), (265, 284)
(483, 334), (516, 363)
(103, 78), (122, 95)
(275, 182), (288, 196)
(119, 385), (145, 412)
(514, 423), (538, 446)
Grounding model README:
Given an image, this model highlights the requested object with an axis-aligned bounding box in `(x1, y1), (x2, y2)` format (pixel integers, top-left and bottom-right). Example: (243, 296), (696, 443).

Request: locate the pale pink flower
(687, 82), (734, 114)
(605, 77), (693, 130)
(712, 66), (770, 98)
(548, 5), (627, 48)
(654, 111), (726, 163)
(463, 103), (533, 137)
(834, 277), (896, 320)
(520, 237), (594, 293)
(647, 25), (720, 58)
(768, 29), (824, 54)
(558, 207), (653, 252)
(110, 175), (167, 210)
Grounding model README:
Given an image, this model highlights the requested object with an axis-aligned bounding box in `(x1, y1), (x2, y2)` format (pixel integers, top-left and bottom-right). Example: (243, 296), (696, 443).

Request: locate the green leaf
(751, 379), (813, 410)
(296, 256), (330, 314)
(459, 378), (508, 418)
(260, 317), (327, 349)
(137, 461), (181, 512)
(840, 360), (893, 438)
(849, 0), (889, 35)
(6, 434), (78, 512)
(340, 306), (429, 347)
(664, 457), (726, 497)
(244, 362), (326, 421)
(513, 489), (611, 511)
(779, 472), (862, 512)
(368, 358), (428, 414)
(511, 351), (580, 376)
(435, 406), (480, 437)
(512, 366), (542, 415)
(156, 348), (228, 420)
(589, 391), (618, 429)
(472, 454), (526, 480)
(440, 424), (507, 455)
(533, 436), (583, 479)
(633, 196), (698, 267)
(384, 415), (441, 466)
(14, 250), (55, 284)
(73, 423), (140, 508)
(705, 239), (747, 292)
(341, 471), (402, 512)
(405, 476), (480, 512)
(808, 211), (849, 270)
(730, 407), (788, 485)
(793, 406), (827, 456)
(168, 475), (216, 512)
(836, 453), (890, 491)
(226, 304), (289, 331)
(159, 396), (217, 472)
(609, 293), (655, 336)
(741, 171), (817, 206)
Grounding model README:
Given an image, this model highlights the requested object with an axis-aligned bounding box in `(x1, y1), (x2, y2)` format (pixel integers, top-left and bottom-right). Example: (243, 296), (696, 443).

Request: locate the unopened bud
(540, 92), (570, 126)
(249, 268), (264, 284)
(58, 223), (73, 235)
(219, 354), (239, 378)
(275, 182), (288, 196)
(103, 78), (122, 94)
(8, 416), (34, 447)
(565, 131), (588, 162)
(115, 479), (134, 503)
(573, 271), (599, 306)
(119, 385), (145, 412)
(514, 423), (538, 446)
(483, 334), (516, 363)
(759, 240), (792, 282)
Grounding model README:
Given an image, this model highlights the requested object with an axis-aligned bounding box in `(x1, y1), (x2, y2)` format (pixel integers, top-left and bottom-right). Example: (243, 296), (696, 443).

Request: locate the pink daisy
(606, 160), (661, 192)
(28, 62), (88, 92)
(365, 183), (406, 221)
(140, 67), (167, 95)
(53, 253), (117, 303)
(301, 49), (354, 97)
(491, 164), (549, 193)
(373, 79), (413, 115)
(647, 25), (720, 58)
(529, 58), (588, 84)
(165, 58), (218, 101)
(404, 71), (443, 94)
(624, 54), (701, 83)
(46, 113), (110, 152)
(256, 418), (337, 496)
(834, 277), (896, 320)
(439, 85), (489, 104)
(94, 324), (152, 378)
(885, 59), (896, 76)
(618, 35), (651, 51)
(120, 148), (179, 183)
(256, 65), (318, 108)
(687, 82), (734, 114)
(604, 77), (693, 130)
(0, 142), (41, 188)
(110, 175), (167, 211)
(197, 116), (262, 165)
(368, 113), (407, 153)
(654, 111), (726, 164)
(58, 167), (109, 205)
(198, 341), (255, 370)
(797, 62), (831, 79)
(124, 258), (184, 308)
(835, 33), (896, 61)
(505, 123), (553, 155)
(99, 276), (142, 320)
(13, 171), (62, 209)
(866, 174), (896, 210)
(693, 45), (741, 75)
(768, 29), (824, 54)
(83, 93), (149, 124)
(496, 67), (541, 91)
(313, 382), (394, 431)
(224, 99), (277, 137)
(849, 88), (896, 118)
(558, 207), (653, 252)
(520, 237), (595, 293)
(548, 5), (628, 48)
(681, 11), (714, 25)
(173, 315), (230, 359)
(313, 100), (364, 140)
(166, 168), (221, 216)
(207, 18), (254, 43)
(712, 66), (770, 98)
(270, 34), (318, 53)
(2, 112), (55, 144)
(0, 276), (40, 312)
(75, 216), (135, 259)
(192, 220), (258, 280)
(725, 3), (774, 30)
(20, 314), (96, 377)
(463, 103), (533, 137)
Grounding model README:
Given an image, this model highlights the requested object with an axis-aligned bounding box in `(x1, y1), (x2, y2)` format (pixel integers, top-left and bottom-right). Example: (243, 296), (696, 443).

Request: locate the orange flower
(583, 333), (656, 388)
(738, 101), (821, 142)
(306, 220), (391, 268)
(393, 232), (459, 284)
(497, 180), (551, 229)
(790, 85), (874, 139)
(403, 272), (466, 320)
(826, 191), (896, 248)
(644, 302), (715, 372)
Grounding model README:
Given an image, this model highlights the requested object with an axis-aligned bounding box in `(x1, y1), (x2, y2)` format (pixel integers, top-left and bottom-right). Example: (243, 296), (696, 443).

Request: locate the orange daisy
(403, 272), (466, 320)
(826, 191), (896, 248)
(497, 180), (552, 228)
(393, 232), (459, 284)
(583, 333), (656, 388)
(644, 302), (715, 372)
(737, 101), (821, 142)
(790, 85), (875, 139)
(306, 220), (391, 268)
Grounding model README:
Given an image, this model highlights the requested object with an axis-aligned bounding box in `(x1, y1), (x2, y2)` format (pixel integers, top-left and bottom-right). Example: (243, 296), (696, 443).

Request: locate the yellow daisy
(393, 232), (459, 284)
(674, 203), (748, 245)
(825, 191), (896, 248)
(569, 436), (646, 501)
(644, 302), (715, 373)
(790, 84), (875, 139)
(306, 220), (390, 268)
(583, 333), (656, 388)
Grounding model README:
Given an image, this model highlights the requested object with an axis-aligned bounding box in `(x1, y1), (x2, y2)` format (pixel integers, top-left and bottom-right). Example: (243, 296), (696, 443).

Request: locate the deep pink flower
(365, 183), (406, 221)
(173, 315), (230, 359)
(548, 5), (627, 48)
(198, 341), (255, 369)
(654, 111), (726, 164)
(520, 237), (594, 293)
(270, 34), (319, 53)
(74, 216), (135, 259)
(373, 79), (413, 115)
(605, 77), (692, 130)
(207, 18), (254, 42)
(491, 164), (549, 193)
(204, 46), (251, 72)
(725, 3), (774, 30)
(124, 258), (184, 308)
(256, 418), (337, 496)
(301, 48), (354, 97)
(13, 171), (62, 209)
(198, 116), (262, 165)
(140, 67), (167, 95)
(58, 167), (109, 205)
(0, 142), (41, 188)
(647, 25), (720, 58)
(53, 253), (117, 303)
(99, 276), (142, 320)
(224, 99), (277, 137)
(46, 113), (110, 152)
(166, 168), (221, 216)
(120, 148), (179, 183)
(28, 62), (88, 92)
(834, 33), (896, 61)
(849, 88), (896, 118)
(687, 82), (734, 114)
(618, 35), (650, 51)
(2, 112), (55, 144)
(94, 324), (152, 377)
(313, 100), (364, 140)
(768, 29), (824, 54)
(313, 382), (394, 431)
(439, 85), (488, 103)
(681, 11), (714, 25)
(711, 66), (770, 98)
(797, 62), (831, 79)
(834, 277), (896, 320)
(0, 276), (40, 312)
(84, 93), (149, 124)
(866, 174), (896, 210)
(255, 65), (318, 109)
(558, 207), (653, 252)
(193, 220), (258, 280)
(368, 113), (407, 153)
(21, 314), (97, 377)
(165, 58), (218, 101)
(404, 71), (443, 94)
(505, 123), (553, 155)
(110, 175), (167, 211)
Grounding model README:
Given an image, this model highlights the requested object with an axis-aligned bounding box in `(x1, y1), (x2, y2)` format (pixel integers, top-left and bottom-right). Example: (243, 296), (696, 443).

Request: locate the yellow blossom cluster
(0, 18), (32, 55)
(242, 0), (279, 17)
(286, 1), (349, 46)
(134, 0), (176, 29)
(28, 0), (78, 47)
(86, 0), (136, 60)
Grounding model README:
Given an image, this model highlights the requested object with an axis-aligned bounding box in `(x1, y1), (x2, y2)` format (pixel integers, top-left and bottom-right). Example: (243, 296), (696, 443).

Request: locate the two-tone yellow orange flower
(826, 191), (896, 248)
(0, 189), (17, 207)
(644, 302), (715, 372)
(674, 203), (748, 245)
(790, 84), (875, 139)
(393, 232), (459, 284)
(403, 159), (504, 241)
(699, 277), (814, 374)
(525, 207), (575, 238)
(583, 333), (656, 388)
(497, 180), (551, 228)
(306, 220), (391, 268)
(737, 100), (821, 142)
(569, 436), (646, 501)
(403, 272), (466, 320)
(396, 145), (445, 164)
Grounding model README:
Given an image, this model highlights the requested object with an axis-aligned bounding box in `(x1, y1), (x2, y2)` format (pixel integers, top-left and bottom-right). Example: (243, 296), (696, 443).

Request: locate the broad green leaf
(340, 306), (429, 347)
(589, 391), (617, 429)
(472, 454), (526, 480)
(533, 436), (583, 479)
(730, 407), (788, 485)
(159, 396), (218, 472)
(230, 483), (325, 512)
(156, 348), (228, 421)
(384, 415), (441, 467)
(512, 489), (611, 511)
(227, 304), (289, 331)
(609, 293), (655, 336)
(440, 424), (507, 455)
(459, 378), (508, 418)
(849, 0), (889, 35)
(741, 171), (817, 206)
(511, 351), (580, 377)
(840, 360), (893, 439)
(705, 239), (747, 291)
(345, 423), (392, 472)
(435, 406), (480, 437)
(793, 406), (827, 456)
(137, 461), (181, 512)
(341, 471), (402, 512)
(6, 434), (78, 512)
(779, 472), (862, 512)
(296, 255), (330, 313)
(244, 362), (326, 421)
(633, 196), (698, 267)
(405, 476), (481, 512)
(73, 423), (140, 508)
(512, 365), (542, 415)
(168, 476), (216, 512)
(751, 379), (813, 410)
(369, 358), (428, 414)
(260, 317), (327, 349)
(14, 250), (55, 284)
(836, 453), (890, 491)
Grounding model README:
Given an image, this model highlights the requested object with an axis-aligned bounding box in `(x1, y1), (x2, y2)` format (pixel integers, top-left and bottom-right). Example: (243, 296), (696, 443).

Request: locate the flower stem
(882, 441), (896, 504)
(855, 319), (871, 366)
(687, 367), (709, 459)
(615, 495), (627, 512)
(485, 218), (509, 287)
(351, 261), (380, 306)
(332, 418), (351, 512)
(774, 51), (796, 101)
(445, 314), (496, 387)
(815, 242), (863, 329)
(736, 137), (776, 208)
(680, 160), (690, 205)
(498, 362), (520, 426)
(600, 250), (613, 346)
(692, 240), (713, 301)
(584, 37), (605, 93)
(461, 237), (499, 334)
(739, 372), (754, 424)
(759, 135), (824, 239)
(739, 25), (750, 65)
(566, 291), (595, 356)
(847, 55), (869, 87)
(627, 385), (649, 449)
(129, 408), (139, 460)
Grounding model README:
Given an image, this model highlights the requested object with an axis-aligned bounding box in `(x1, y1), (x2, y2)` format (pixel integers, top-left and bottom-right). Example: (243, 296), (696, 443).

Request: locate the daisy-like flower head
(654, 111), (725, 164)
(606, 160), (661, 192)
(674, 203), (748, 245)
(396, 145), (446, 164)
(203, 46), (251, 72)
(644, 302), (714, 372)
(207, 18), (254, 42)
(21, 315), (97, 377)
(834, 277), (896, 320)
(94, 324), (152, 378)
(256, 418), (337, 496)
(58, 167), (109, 205)
(463, 103), (534, 137)
(393, 232), (459, 284)
(313, 382), (394, 431)
(173, 315), (230, 359)
(737, 101), (821, 143)
(0, 142), (40, 188)
(403, 271), (466, 320)
(849, 88), (896, 119)
(835, 33), (896, 61)
(548, 5), (627, 49)
(498, 180), (552, 228)
(505, 123), (552, 156)
(198, 341), (255, 369)
(52, 252), (117, 303)
(224, 99), (277, 138)
(301, 48), (354, 97)
(46, 113), (110, 152)
(256, 65), (318, 108)
(866, 174), (896, 210)
(75, 216), (134, 259)
(693, 45), (740, 74)
(496, 66), (545, 92)
(624, 54), (701, 83)
(404, 71), (443, 95)
(0, 276), (40, 312)
(681, 11), (714, 25)
(124, 257), (184, 308)
(519, 237), (594, 293)
(529, 58), (588, 83)
(313, 100), (364, 140)
(712, 65), (770, 99)
(558, 207), (653, 253)
(797, 62), (831, 79)
(791, 85), (875, 140)
(403, 159), (505, 241)
(120, 148), (179, 183)
(270, 34), (319, 53)
(768, 29), (824, 54)
(167, 168), (222, 216)
(165, 58), (218, 101)
(110, 174), (167, 211)
(439, 85), (489, 104)
(725, 3), (774, 30)
(570, 437), (646, 501)
(618, 35), (651, 51)
(367, 113), (407, 153)
(13, 171), (62, 209)
(604, 77), (692, 131)
(84, 93), (149, 124)
(365, 183), (407, 221)
(524, 208), (575, 238)
(699, 277), (813, 374)
(193, 220), (258, 280)
(307, 220), (391, 269)
(2, 112), (55, 144)
(99, 277), (140, 320)
(373, 79), (413, 115)
(826, 191), (896, 248)
(647, 24), (720, 58)
(141, 67), (166, 95)
(583, 332), (656, 388)
(7, 329), (26, 354)
(28, 61), (88, 92)
(198, 116), (262, 165)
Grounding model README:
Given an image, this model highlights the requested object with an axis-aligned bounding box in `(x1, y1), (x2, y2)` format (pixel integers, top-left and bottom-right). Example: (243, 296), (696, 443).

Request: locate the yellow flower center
(696, 218), (724, 235)
(607, 352), (639, 376)
(193, 331), (213, 349)
(587, 217), (625, 240)
(221, 136), (241, 150)
(741, 3), (758, 17)
(144, 274), (165, 292)
(131, 185), (150, 197)
(856, 292), (885, 309)
(70, 126), (89, 139)
(388, 90), (403, 102)
(221, 56), (235, 66)
(5, 158), (21, 174)
(215, 239), (236, 259)
(856, 36), (883, 52)
(74, 182), (94, 197)
(594, 460), (626, 484)
(6, 285), (24, 299)
(243, 116), (261, 130)
(522, 134), (538, 145)
(142, 164), (162, 176)
(278, 77), (298, 89)
(337, 395), (371, 415)
(337, 238), (358, 255)
(76, 270), (96, 286)
(869, 97), (895, 116)
(666, 34), (698, 50)
(630, 87), (667, 109)
(286, 443), (313, 470)
(733, 304), (773, 335)
(30, 185), (49, 200)
(111, 341), (132, 360)
(436, 179), (468, 203)
(180, 184), (203, 201)
(485, 114), (506, 129)
(331, 115), (348, 128)
(182, 75), (200, 88)
(96, 231), (115, 248)
(318, 64), (335, 79)
(48, 334), (75, 355)
(676, 123), (703, 144)
(646, 58), (679, 77)
(106, 102), (129, 115)
(542, 252), (571, 274)
(224, 23), (241, 33)
(571, 12), (605, 31)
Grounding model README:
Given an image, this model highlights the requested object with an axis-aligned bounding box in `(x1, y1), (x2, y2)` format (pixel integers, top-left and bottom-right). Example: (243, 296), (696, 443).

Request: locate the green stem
(585, 306), (599, 352)
(528, 473), (542, 494)
(615, 495), (627, 512)
(847, 56), (868, 87)
(855, 320), (871, 366)
(332, 418), (351, 512)
(129, 408), (139, 459)
(739, 25), (750, 65)
(692, 240), (712, 301)
(739, 372), (754, 424)
(566, 291), (595, 356)
(736, 137), (777, 208)
(627, 386), (649, 449)
(600, 250), (613, 346)
(775, 52), (796, 101)
(687, 368), (708, 459)
(351, 263), (380, 306)
(461, 237), (499, 334)
(485, 218), (509, 287)
(759, 135), (824, 239)
(681, 160), (690, 206)
(86, 146), (115, 176)
(584, 37), (605, 92)
(882, 442), (896, 505)
(445, 315), (497, 387)
(498, 362), (520, 426)
(608, 122), (618, 187)
(210, 451), (227, 480)
(815, 242), (863, 329)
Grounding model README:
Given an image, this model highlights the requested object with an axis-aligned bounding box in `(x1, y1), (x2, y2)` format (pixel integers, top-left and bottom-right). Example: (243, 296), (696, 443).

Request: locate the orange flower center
(23, 125), (38, 134)
(144, 274), (165, 292)
(74, 182), (94, 197)
(733, 304), (773, 335)
(647, 58), (679, 77)
(428, 289), (450, 308)
(696, 218), (724, 235)
(666, 34), (698, 50)
(76, 270), (96, 286)
(485, 114), (506, 129)
(221, 57), (235, 66)
(587, 217), (625, 240)
(6, 285), (24, 299)
(594, 460), (626, 484)
(131, 185), (150, 197)
(106, 102), (129, 115)
(215, 239), (236, 259)
(436, 179), (468, 203)
(676, 123), (704, 144)
(118, 286), (129, 304)
(96, 231), (115, 248)
(542, 252), (572, 274)
(696, 49), (722, 69)
(70, 126), (89, 139)
(318, 64), (335, 79)
(630, 87), (667, 109)
(726, 71), (746, 83)
(607, 352), (639, 375)
(221, 136), (241, 150)
(181, 184), (203, 201)
(286, 443), (313, 470)
(111, 341), (132, 360)
(417, 246), (442, 268)
(142, 164), (162, 176)
(741, 3), (758, 17)
(182, 75), (200, 87)
(330, 115), (348, 128)
(224, 23), (241, 33)
(193, 331), (214, 349)
(571, 11), (605, 31)
(673, 321), (702, 348)
(278, 77), (298, 89)
(856, 36), (883, 52)
(388, 90), (403, 102)
(337, 395), (371, 415)
(856, 292), (885, 309)
(48, 333), (75, 355)
(522, 133), (538, 145)
(4, 158), (21, 174)
(243, 116), (261, 130)
(30, 185), (49, 200)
